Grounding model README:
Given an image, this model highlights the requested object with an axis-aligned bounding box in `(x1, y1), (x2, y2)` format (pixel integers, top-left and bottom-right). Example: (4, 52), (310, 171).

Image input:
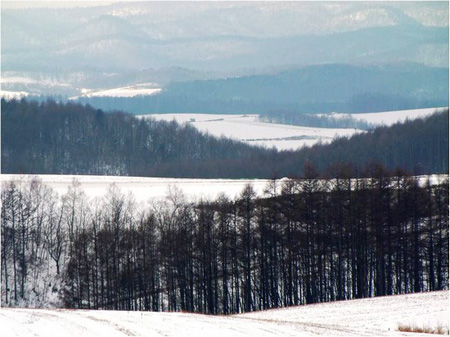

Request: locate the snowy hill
(140, 108), (445, 151)
(141, 113), (363, 150)
(1, 291), (448, 337)
(73, 84), (162, 99)
(330, 107), (448, 127)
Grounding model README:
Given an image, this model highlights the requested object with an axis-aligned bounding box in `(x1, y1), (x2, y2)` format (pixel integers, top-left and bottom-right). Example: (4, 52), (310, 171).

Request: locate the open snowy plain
(1, 290), (448, 337)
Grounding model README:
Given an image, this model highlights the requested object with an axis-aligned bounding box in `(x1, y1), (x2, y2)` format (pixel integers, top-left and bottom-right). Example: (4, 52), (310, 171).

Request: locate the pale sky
(1, 0), (444, 10)
(1, 1), (116, 9)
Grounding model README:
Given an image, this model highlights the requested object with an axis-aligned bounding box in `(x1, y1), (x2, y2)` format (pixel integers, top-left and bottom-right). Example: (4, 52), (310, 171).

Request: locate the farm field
(140, 113), (364, 150)
(141, 107), (444, 151)
(1, 290), (448, 337)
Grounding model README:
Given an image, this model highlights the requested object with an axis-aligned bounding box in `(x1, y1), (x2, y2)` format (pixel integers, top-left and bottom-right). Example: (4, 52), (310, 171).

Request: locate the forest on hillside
(0, 99), (273, 178)
(1, 99), (448, 178)
(1, 171), (448, 313)
(73, 63), (449, 115)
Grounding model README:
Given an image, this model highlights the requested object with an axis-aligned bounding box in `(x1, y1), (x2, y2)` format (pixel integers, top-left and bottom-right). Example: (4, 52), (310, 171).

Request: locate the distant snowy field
(140, 108), (445, 151)
(75, 83), (162, 98)
(1, 79), (163, 100)
(1, 290), (448, 337)
(331, 107), (447, 126)
(140, 113), (363, 150)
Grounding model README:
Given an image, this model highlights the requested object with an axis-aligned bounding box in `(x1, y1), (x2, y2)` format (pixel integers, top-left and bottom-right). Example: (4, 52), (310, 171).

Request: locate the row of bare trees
(1, 170), (448, 313)
(1, 177), (89, 306)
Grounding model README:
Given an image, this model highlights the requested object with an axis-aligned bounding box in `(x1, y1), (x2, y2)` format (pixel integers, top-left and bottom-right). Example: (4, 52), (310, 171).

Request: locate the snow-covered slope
(140, 113), (363, 150)
(74, 84), (162, 99)
(1, 291), (448, 337)
(139, 108), (445, 151)
(331, 107), (447, 126)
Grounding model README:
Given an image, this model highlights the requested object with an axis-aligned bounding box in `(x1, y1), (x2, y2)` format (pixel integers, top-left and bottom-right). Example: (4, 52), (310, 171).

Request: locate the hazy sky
(1, 0), (244, 9)
(1, 1), (115, 9)
(2, 0), (447, 73)
(3, 0), (445, 10)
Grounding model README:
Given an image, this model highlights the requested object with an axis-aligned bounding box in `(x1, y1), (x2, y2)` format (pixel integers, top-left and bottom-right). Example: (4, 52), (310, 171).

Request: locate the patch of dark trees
(260, 110), (375, 130)
(1, 98), (276, 178)
(1, 171), (448, 313)
(297, 110), (449, 176)
(1, 98), (448, 178)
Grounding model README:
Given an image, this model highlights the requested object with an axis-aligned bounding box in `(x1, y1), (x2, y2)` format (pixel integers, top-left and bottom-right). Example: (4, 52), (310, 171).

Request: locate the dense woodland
(1, 170), (448, 313)
(1, 99), (274, 178)
(1, 99), (448, 178)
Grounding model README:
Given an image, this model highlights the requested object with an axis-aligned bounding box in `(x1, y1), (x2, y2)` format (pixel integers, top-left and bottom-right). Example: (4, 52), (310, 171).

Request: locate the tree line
(2, 166), (448, 313)
(1, 99), (448, 178)
(260, 110), (374, 130)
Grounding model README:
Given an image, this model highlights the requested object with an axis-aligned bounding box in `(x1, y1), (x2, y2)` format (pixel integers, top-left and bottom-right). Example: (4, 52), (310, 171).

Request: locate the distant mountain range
(1, 2), (448, 98)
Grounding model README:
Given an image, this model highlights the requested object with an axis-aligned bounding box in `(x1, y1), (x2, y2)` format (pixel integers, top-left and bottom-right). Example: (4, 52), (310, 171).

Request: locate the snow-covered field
(77, 83), (162, 98)
(1, 174), (446, 205)
(1, 290), (448, 337)
(140, 108), (445, 151)
(140, 113), (363, 150)
(330, 107), (446, 127)
(0, 174), (273, 203)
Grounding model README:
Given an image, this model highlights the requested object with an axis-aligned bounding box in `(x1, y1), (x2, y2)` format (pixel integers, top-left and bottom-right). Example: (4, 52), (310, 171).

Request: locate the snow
(1, 174), (445, 206)
(0, 77), (37, 85)
(1, 290), (448, 336)
(329, 107), (446, 127)
(76, 84), (162, 98)
(0, 76), (72, 91)
(139, 108), (447, 150)
(0, 89), (29, 99)
(140, 113), (363, 150)
(0, 174), (273, 203)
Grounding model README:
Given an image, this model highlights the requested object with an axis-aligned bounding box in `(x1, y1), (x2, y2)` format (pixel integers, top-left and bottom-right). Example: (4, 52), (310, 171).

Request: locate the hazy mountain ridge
(75, 62), (449, 114)
(1, 2), (448, 96)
